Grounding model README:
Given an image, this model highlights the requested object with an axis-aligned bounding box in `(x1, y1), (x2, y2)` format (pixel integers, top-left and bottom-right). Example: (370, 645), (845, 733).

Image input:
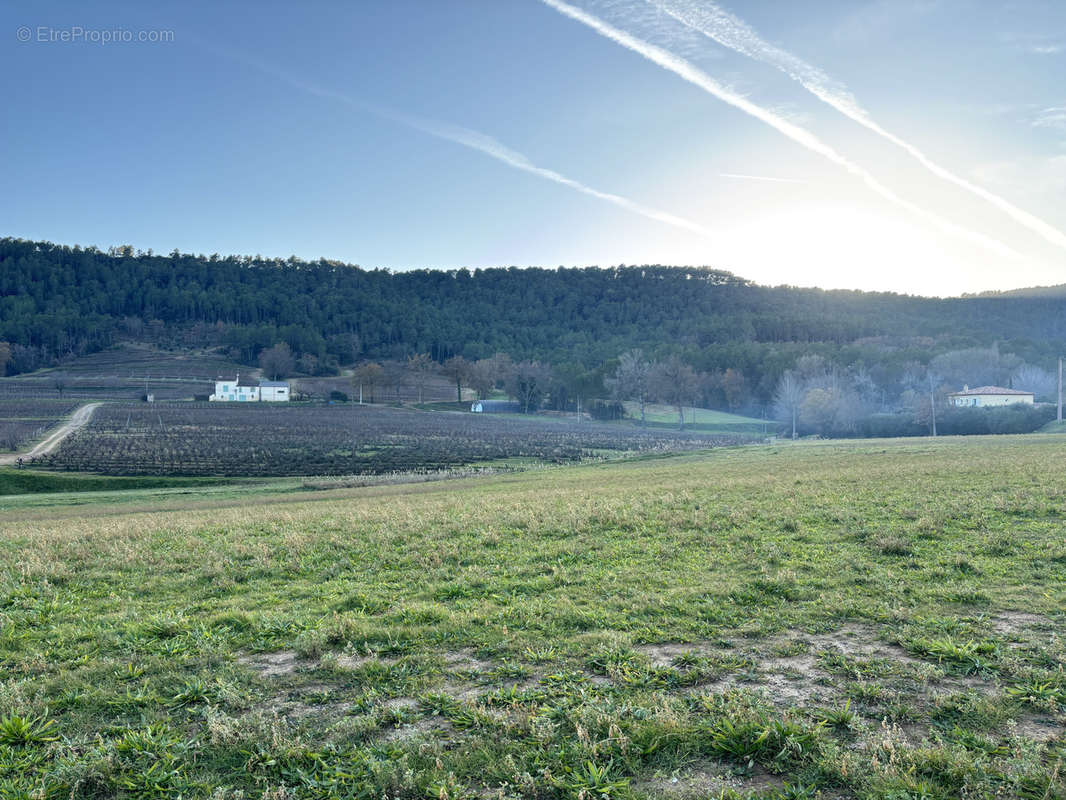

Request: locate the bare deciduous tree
(407, 353), (434, 404)
(651, 356), (698, 429)
(722, 368), (747, 412)
(258, 343), (295, 380)
(468, 359), (497, 400)
(1013, 364), (1056, 402)
(930, 346), (1021, 390)
(352, 361), (384, 403)
(607, 349), (652, 426)
(507, 361), (552, 413)
(0, 424), (20, 451)
(381, 361), (408, 403)
(773, 370), (804, 439)
(442, 356), (471, 404)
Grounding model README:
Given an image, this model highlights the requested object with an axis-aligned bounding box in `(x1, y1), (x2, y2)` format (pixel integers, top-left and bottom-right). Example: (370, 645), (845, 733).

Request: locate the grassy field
(0, 437), (1064, 798)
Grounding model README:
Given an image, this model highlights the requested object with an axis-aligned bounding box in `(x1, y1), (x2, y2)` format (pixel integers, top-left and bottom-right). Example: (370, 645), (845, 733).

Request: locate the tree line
(320, 342), (1053, 439)
(3, 237), (1066, 414)
(771, 348), (1058, 438)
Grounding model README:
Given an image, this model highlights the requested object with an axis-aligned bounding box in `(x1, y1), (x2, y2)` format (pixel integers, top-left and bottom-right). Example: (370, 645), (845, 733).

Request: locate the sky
(2, 0), (1065, 296)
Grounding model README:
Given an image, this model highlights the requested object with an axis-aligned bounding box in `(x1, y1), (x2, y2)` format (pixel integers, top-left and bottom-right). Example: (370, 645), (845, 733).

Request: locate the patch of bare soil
(759, 653), (832, 705)
(247, 691), (350, 721)
(799, 624), (919, 662)
(1013, 714), (1063, 742)
(238, 650), (302, 677)
(990, 611), (1052, 637)
(933, 674), (999, 696)
(378, 717), (452, 743)
(287, 700), (353, 720)
(440, 648), (495, 701)
(639, 642), (713, 668)
(641, 624), (956, 706)
(445, 648), (494, 673)
(446, 684), (484, 702)
(633, 761), (784, 799)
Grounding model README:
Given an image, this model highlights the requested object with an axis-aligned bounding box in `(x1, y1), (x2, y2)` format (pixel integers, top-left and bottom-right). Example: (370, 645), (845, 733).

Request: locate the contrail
(209, 45), (715, 240)
(541, 0), (1020, 259)
(720, 172), (807, 184)
(379, 110), (717, 238)
(647, 0), (1066, 250)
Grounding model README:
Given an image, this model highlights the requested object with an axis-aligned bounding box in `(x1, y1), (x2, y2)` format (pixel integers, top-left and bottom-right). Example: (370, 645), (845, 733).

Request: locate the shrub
(588, 400), (625, 421)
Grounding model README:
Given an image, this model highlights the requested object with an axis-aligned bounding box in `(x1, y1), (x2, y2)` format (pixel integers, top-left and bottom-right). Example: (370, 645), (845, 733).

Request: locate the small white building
(259, 380), (290, 401)
(948, 385), (1034, 408)
(210, 375), (290, 402)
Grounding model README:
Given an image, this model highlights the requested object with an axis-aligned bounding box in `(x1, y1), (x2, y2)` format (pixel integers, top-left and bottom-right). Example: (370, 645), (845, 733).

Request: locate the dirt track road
(0, 402), (103, 466)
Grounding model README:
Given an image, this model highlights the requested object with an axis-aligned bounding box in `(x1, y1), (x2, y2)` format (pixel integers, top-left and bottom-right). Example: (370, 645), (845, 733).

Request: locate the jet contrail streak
(647, 0), (1066, 250)
(212, 46), (715, 240)
(379, 110), (717, 238)
(541, 0), (1020, 259)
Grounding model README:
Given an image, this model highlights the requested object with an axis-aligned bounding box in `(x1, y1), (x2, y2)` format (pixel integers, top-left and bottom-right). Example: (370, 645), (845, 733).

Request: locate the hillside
(3, 237), (1066, 405)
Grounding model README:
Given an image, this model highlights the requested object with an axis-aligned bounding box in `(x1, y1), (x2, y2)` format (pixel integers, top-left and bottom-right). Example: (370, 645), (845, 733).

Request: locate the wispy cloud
(540, 0), (1020, 258)
(999, 31), (1065, 56)
(719, 173), (807, 184)
(644, 0), (1066, 251)
(211, 45), (716, 240)
(1033, 107), (1066, 134)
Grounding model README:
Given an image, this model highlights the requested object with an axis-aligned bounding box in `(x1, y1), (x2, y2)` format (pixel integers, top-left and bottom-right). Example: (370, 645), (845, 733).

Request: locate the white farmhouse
(948, 385), (1034, 408)
(210, 375), (290, 402)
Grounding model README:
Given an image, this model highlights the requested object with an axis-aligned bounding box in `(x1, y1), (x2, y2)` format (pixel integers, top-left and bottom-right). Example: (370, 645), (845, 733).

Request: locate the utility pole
(929, 374), (937, 437)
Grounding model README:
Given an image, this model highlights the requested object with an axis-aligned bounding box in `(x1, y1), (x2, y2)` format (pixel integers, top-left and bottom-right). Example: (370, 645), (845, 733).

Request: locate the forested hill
(2, 237), (1065, 397)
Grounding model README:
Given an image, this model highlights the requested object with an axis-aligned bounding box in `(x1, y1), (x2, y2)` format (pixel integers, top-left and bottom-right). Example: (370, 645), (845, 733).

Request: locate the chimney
(962, 384), (968, 391)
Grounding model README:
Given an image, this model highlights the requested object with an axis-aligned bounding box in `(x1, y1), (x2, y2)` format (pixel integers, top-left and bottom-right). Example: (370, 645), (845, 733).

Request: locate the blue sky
(2, 0), (1064, 295)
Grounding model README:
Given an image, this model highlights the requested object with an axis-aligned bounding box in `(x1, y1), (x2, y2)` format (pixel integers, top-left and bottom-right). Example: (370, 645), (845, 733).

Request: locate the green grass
(0, 436), (1064, 798)
(0, 477), (308, 514)
(0, 468), (260, 496)
(1039, 419), (1066, 433)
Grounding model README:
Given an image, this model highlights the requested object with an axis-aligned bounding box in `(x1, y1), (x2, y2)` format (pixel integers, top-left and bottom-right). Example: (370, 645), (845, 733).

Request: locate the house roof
(259, 380), (289, 387)
(948, 385), (1033, 396)
(215, 376), (259, 387)
(475, 400), (522, 411)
